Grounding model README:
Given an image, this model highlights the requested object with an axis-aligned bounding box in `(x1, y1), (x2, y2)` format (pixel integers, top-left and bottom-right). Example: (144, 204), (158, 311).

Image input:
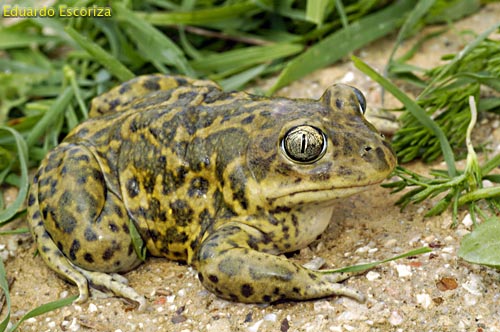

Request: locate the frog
(27, 74), (397, 310)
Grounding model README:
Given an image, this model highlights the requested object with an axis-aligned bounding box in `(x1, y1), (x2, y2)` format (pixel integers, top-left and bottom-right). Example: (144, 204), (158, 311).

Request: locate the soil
(1, 3), (500, 332)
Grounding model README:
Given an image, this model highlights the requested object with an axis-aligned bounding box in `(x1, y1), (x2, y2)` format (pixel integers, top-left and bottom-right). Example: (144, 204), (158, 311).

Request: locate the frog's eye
(281, 125), (327, 163)
(352, 87), (366, 115)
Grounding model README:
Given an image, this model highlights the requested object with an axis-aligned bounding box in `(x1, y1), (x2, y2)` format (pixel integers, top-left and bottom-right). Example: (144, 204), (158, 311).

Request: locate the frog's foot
(74, 267), (146, 311)
(197, 222), (366, 304)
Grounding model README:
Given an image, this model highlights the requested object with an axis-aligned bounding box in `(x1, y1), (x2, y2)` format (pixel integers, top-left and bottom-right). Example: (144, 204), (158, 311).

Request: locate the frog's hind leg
(196, 222), (365, 303)
(28, 164), (91, 305)
(27, 143), (145, 309)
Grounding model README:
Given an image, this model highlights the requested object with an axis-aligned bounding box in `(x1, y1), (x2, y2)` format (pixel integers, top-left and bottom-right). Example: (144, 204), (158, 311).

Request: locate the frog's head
(246, 84), (397, 209)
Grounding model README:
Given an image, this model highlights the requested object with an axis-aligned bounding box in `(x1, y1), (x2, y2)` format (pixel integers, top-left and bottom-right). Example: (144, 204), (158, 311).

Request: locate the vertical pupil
(301, 133), (306, 153)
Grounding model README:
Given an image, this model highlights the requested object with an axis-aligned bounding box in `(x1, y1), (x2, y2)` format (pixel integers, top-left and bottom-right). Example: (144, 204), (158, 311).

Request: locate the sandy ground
(1, 3), (500, 332)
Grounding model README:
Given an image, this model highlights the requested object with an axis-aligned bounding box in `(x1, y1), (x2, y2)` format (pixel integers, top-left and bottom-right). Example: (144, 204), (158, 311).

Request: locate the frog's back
(66, 76), (274, 263)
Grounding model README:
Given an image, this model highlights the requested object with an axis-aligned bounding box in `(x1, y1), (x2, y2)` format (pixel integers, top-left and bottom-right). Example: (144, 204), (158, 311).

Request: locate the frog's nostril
(364, 146), (372, 152)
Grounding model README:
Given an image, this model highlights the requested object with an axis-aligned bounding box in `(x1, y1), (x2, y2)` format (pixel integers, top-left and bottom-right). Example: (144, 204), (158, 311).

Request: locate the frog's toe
(325, 282), (366, 302)
(75, 267), (146, 311)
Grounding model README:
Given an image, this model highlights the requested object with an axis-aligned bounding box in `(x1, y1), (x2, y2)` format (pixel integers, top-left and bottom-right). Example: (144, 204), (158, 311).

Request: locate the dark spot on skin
(169, 200), (193, 226)
(33, 211), (41, 220)
(109, 222), (119, 232)
(126, 177), (140, 198)
(335, 98), (343, 109)
(293, 287), (300, 294)
(129, 119), (139, 133)
(188, 177), (209, 198)
(109, 98), (121, 110)
(143, 175), (155, 194)
(69, 239), (80, 260)
(128, 243), (134, 256)
(84, 253), (94, 263)
(102, 247), (114, 261)
(119, 82), (131, 95)
(308, 272), (318, 280)
(241, 284), (254, 298)
(208, 275), (219, 283)
(77, 176), (87, 184)
(41, 246), (50, 253)
(241, 114), (255, 125)
(84, 227), (98, 241)
(114, 206), (124, 219)
(28, 193), (35, 206)
(198, 273), (204, 283)
(76, 154), (90, 162)
(143, 79), (161, 91)
(262, 295), (272, 302)
(60, 215), (77, 234)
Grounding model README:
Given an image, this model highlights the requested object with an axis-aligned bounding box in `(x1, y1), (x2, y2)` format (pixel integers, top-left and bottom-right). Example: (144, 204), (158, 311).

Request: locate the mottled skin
(27, 75), (397, 310)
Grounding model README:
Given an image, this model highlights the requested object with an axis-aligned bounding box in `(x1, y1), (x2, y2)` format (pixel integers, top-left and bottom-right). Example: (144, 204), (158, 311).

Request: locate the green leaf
(129, 219), (147, 261)
(458, 217), (500, 269)
(268, 0), (415, 94)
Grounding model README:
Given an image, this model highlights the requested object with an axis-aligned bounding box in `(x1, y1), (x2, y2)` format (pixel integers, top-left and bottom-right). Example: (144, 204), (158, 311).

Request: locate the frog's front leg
(196, 222), (365, 303)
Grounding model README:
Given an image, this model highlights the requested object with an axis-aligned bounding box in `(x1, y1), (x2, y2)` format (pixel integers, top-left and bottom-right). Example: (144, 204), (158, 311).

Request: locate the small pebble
(355, 246), (370, 254)
(462, 273), (484, 296)
(441, 246), (454, 253)
(383, 239), (398, 248)
(88, 303), (98, 313)
(395, 264), (412, 278)
(416, 293), (432, 309)
(247, 319), (263, 332)
(389, 311), (404, 326)
(303, 257), (326, 270)
(26, 318), (37, 324)
(462, 213), (473, 227)
(264, 313), (277, 322)
(482, 179), (493, 187)
(366, 271), (380, 281)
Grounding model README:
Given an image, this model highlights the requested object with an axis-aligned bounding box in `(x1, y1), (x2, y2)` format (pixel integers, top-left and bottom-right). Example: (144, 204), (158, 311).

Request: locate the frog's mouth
(268, 182), (381, 207)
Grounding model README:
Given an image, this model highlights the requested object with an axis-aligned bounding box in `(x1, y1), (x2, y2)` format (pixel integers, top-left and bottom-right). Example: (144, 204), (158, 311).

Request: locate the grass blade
(268, 0), (415, 94)
(8, 295), (78, 332)
(191, 43), (303, 74)
(0, 258), (11, 332)
(322, 247), (432, 274)
(113, 3), (194, 76)
(25, 87), (73, 147)
(137, 2), (258, 26)
(0, 127), (28, 224)
(306, 0), (330, 25)
(64, 27), (134, 82)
